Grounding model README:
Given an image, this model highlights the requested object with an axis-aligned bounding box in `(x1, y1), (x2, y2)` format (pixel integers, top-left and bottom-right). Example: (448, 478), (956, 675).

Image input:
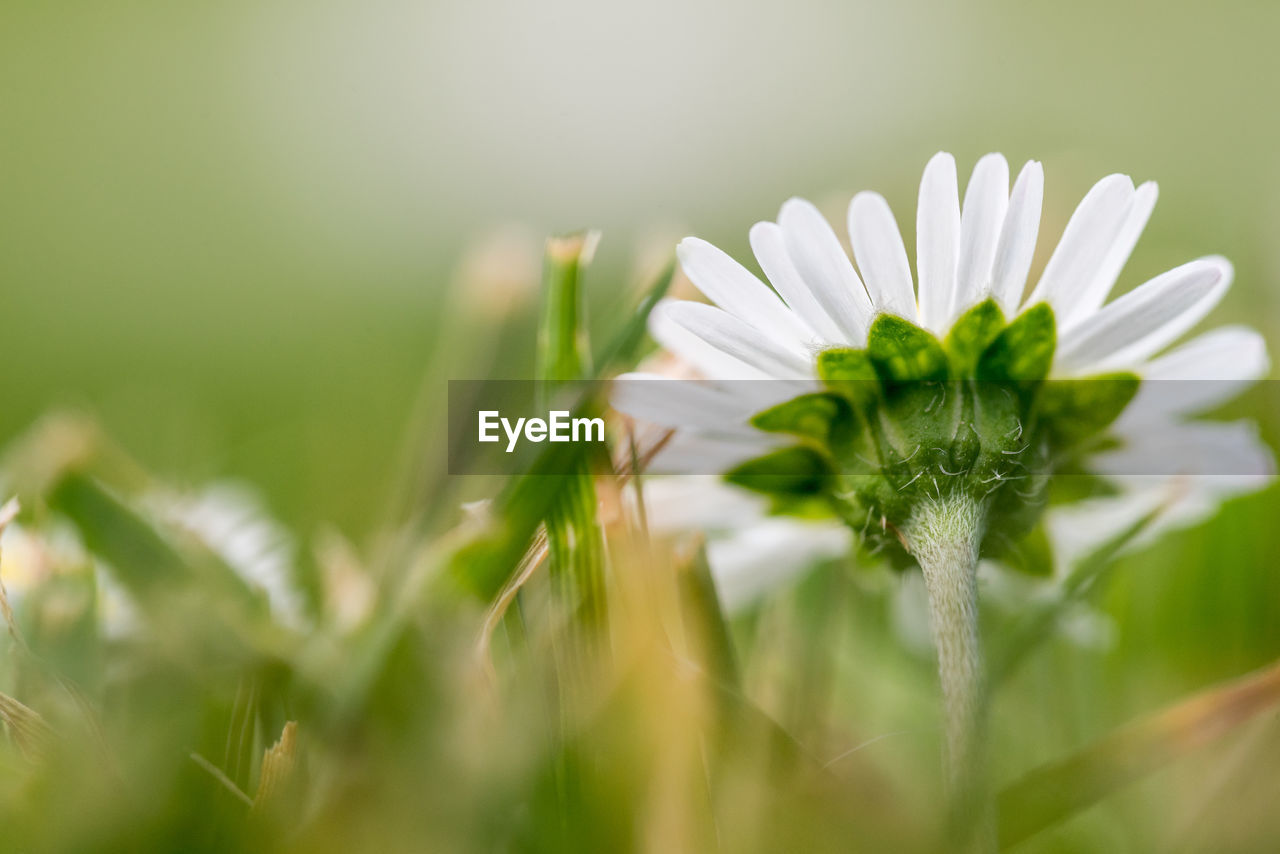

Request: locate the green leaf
(945, 298), (1005, 375)
(50, 473), (192, 593)
(990, 495), (1168, 687)
(676, 545), (740, 687)
(866, 314), (949, 385)
(749, 392), (855, 449)
(1037, 373), (1140, 447)
(764, 493), (840, 519)
(46, 472), (278, 668)
(50, 473), (258, 610)
(597, 257), (676, 372)
(977, 302), (1055, 386)
(992, 523), (1054, 578)
(725, 446), (832, 497)
(1047, 472), (1120, 504)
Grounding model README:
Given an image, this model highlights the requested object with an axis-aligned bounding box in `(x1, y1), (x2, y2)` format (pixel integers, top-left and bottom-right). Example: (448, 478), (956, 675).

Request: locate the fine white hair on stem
(903, 492), (994, 850)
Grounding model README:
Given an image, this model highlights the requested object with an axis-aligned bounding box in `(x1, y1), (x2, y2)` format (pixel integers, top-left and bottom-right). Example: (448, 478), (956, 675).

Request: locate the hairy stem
(904, 493), (992, 850)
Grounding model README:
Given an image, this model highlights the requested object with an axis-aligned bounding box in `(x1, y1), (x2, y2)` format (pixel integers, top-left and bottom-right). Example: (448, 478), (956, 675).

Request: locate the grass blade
(998, 656), (1280, 848)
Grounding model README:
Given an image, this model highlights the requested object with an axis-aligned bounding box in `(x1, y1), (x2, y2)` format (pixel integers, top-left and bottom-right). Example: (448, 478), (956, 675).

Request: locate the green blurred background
(3, 0), (1278, 537)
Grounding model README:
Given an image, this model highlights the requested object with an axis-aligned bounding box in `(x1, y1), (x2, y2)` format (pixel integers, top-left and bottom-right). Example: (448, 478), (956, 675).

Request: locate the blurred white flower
(152, 482), (307, 628)
(0, 509), (82, 607)
(635, 477), (852, 613)
(0, 524), (51, 609)
(0, 506), (139, 640)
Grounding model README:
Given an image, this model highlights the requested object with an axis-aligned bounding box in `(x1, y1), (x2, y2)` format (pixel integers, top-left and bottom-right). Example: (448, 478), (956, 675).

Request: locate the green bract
(725, 299), (1139, 574)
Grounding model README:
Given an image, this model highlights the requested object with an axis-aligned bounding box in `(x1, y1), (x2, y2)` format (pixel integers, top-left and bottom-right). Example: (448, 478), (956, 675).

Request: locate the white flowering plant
(614, 152), (1273, 845)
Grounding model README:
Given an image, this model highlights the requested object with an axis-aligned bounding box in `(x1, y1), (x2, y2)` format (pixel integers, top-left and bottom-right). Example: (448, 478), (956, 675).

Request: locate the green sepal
(1037, 373), (1140, 447)
(725, 446), (832, 497)
(945, 299), (1006, 376)
(977, 302), (1055, 390)
(878, 381), (957, 469)
(867, 314), (949, 386)
(750, 392), (857, 453)
(948, 386), (983, 472)
(817, 347), (880, 411)
(967, 381), (1030, 473)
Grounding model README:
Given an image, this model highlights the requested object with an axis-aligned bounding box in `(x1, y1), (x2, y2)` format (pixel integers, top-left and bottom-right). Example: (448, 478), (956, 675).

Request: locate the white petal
(649, 298), (771, 380)
(990, 160), (1043, 315)
(1118, 326), (1270, 423)
(663, 300), (814, 379)
(1026, 174), (1134, 315)
(846, 192), (916, 320)
(916, 152), (961, 334)
(750, 221), (846, 345)
(778, 198), (875, 345)
(1045, 488), (1168, 569)
(1054, 257), (1233, 374)
(708, 518), (852, 612)
(1154, 473), (1274, 528)
(611, 373), (759, 432)
(1092, 419), (1273, 479)
(1050, 467), (1271, 570)
(634, 477), (768, 533)
(1144, 325), (1269, 382)
(1064, 181), (1158, 328)
(977, 565), (1117, 650)
(677, 237), (814, 347)
(952, 153), (1010, 320)
(646, 433), (780, 475)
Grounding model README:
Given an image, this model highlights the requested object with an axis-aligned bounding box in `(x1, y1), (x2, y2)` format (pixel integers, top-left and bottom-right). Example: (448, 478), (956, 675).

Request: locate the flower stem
(904, 493), (993, 851)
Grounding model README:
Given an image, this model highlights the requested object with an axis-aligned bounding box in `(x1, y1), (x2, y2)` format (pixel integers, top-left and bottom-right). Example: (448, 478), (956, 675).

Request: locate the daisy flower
(613, 152), (1272, 816)
(615, 151), (1272, 571)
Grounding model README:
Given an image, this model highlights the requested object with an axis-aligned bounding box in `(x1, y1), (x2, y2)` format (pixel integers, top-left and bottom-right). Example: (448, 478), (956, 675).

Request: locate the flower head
(615, 152), (1272, 576)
